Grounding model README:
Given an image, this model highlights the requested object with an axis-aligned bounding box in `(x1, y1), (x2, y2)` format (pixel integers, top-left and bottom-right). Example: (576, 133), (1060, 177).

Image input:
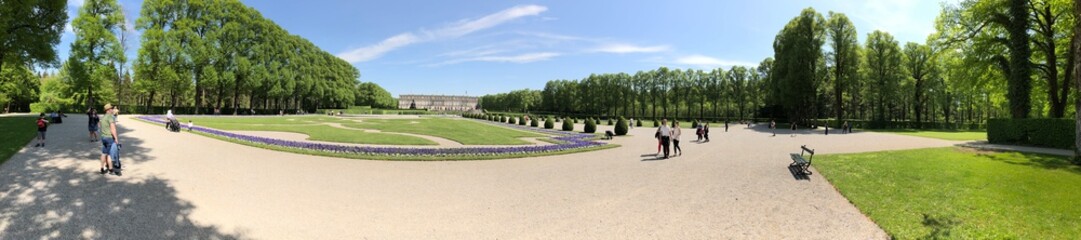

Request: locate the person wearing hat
(99, 104), (121, 175)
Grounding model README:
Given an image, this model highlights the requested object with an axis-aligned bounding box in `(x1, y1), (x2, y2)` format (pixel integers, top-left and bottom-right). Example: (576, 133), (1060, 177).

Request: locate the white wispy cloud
(337, 5), (548, 63)
(675, 55), (756, 68)
(590, 43), (671, 54)
(429, 52), (561, 66)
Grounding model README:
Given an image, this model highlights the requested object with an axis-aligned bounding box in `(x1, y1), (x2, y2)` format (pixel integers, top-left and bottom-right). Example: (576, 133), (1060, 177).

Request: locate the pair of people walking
(655, 119), (681, 159)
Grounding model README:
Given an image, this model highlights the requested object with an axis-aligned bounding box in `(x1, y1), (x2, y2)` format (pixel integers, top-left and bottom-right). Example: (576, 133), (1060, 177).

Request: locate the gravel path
(0, 115), (962, 239)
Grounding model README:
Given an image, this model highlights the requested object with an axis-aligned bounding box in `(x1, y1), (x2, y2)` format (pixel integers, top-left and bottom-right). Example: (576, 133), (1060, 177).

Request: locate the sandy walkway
(0, 115), (963, 239)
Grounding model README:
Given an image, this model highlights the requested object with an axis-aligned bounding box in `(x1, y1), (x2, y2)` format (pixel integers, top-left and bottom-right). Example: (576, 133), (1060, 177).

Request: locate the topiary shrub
(531, 118), (539, 127)
(555, 117), (561, 123)
(615, 117), (629, 135)
(691, 120), (699, 128)
(653, 119), (659, 127)
(636, 119), (643, 127)
(544, 117), (555, 129)
(510, 117), (517, 124)
(573, 118), (579, 124)
(607, 118), (614, 126)
(595, 118), (601, 125)
(519, 117), (526, 125)
(584, 118), (597, 133)
(562, 118), (574, 131)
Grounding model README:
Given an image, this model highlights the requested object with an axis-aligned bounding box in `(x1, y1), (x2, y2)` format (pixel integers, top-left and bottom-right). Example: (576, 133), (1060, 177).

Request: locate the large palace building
(398, 95), (479, 111)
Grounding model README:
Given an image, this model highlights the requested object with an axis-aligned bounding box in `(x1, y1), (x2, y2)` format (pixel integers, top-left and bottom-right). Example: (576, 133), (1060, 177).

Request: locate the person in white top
(672, 121), (682, 157)
(166, 109), (175, 120)
(657, 119), (672, 159)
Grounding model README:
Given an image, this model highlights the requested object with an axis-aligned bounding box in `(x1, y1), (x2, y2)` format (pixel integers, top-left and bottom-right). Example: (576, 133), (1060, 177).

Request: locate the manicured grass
(871, 129), (987, 141)
(0, 116), (38, 165)
(343, 118), (545, 145)
(815, 147), (1081, 239)
(184, 129), (618, 161)
(178, 117), (436, 145)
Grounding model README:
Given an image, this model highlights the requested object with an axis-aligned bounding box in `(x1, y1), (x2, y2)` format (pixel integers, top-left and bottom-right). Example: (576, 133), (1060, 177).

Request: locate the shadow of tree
(919, 213), (960, 240)
(979, 152), (1081, 175)
(0, 116), (246, 239)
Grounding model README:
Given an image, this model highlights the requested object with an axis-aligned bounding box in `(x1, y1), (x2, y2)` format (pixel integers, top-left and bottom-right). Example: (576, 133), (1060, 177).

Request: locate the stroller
(166, 118), (181, 132)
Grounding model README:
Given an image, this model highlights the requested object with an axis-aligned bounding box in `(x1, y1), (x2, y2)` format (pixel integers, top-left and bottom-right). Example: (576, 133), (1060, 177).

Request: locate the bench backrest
(800, 145), (815, 162)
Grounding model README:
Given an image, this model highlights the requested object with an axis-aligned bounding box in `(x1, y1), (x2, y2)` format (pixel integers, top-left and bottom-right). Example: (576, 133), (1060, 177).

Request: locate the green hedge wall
(988, 118), (1075, 149)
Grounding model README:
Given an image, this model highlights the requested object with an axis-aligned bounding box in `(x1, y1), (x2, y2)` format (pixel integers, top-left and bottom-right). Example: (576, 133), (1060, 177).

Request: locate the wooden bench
(604, 130), (615, 140)
(789, 145), (815, 175)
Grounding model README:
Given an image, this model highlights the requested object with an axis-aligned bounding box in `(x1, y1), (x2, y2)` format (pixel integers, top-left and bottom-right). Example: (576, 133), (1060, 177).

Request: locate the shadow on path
(0, 116), (246, 239)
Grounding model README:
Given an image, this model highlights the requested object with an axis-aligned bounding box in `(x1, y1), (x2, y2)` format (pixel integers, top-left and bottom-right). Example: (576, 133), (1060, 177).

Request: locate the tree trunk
(1072, 0), (1080, 162)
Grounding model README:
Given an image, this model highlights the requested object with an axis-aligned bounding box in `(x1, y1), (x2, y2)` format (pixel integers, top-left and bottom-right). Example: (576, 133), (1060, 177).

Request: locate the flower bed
(137, 116), (606, 157)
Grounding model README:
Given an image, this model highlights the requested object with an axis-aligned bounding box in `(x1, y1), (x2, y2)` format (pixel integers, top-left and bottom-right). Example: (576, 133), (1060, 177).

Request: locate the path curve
(0, 115), (964, 239)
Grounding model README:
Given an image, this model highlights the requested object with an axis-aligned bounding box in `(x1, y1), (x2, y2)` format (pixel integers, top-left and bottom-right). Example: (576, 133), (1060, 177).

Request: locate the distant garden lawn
(177, 116), (546, 146)
(871, 129), (987, 141)
(0, 116), (37, 165)
(815, 147), (1081, 239)
(343, 118), (544, 145)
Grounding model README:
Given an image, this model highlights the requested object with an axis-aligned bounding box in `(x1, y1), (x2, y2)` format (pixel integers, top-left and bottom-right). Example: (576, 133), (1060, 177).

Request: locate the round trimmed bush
(544, 117), (555, 129)
(595, 118), (600, 125)
(615, 117), (628, 135)
(530, 118), (539, 127)
(653, 119), (660, 127)
(518, 117), (526, 125)
(555, 117), (561, 122)
(584, 118), (597, 133)
(573, 118), (579, 124)
(607, 118), (614, 126)
(510, 117), (517, 124)
(562, 118), (574, 131)
(636, 119), (643, 127)
(691, 120), (699, 128)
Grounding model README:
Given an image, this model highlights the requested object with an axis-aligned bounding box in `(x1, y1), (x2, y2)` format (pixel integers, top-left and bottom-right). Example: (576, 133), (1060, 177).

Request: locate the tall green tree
(825, 12), (859, 121)
(903, 42), (934, 124)
(68, 0), (126, 108)
(0, 0), (67, 72)
(864, 30), (905, 122)
(772, 7), (825, 123)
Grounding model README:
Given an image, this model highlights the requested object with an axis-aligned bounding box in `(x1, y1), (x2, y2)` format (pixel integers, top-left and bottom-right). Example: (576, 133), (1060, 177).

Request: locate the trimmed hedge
(988, 118), (1075, 149)
(530, 118), (539, 127)
(518, 117), (526, 125)
(544, 117), (555, 129)
(562, 118), (574, 131)
(636, 119), (643, 127)
(653, 119), (659, 127)
(615, 117), (628, 135)
(584, 118), (597, 133)
(607, 118), (614, 126)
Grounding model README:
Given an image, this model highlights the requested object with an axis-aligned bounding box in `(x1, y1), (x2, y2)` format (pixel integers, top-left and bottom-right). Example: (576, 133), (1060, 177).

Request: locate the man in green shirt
(99, 104), (120, 175)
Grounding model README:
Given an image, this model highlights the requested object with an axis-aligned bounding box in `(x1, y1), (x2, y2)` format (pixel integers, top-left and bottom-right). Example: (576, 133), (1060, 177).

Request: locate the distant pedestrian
(657, 119), (672, 159)
(791, 122), (797, 137)
(87, 108), (100, 142)
(99, 104), (121, 176)
(703, 123), (710, 142)
(696, 124), (704, 142)
(629, 118), (634, 129)
(771, 120), (776, 137)
(825, 122), (829, 135)
(843, 121), (850, 134)
(35, 113), (49, 147)
(672, 121), (682, 157)
(187, 120), (194, 131)
(724, 121), (729, 132)
(655, 131), (662, 155)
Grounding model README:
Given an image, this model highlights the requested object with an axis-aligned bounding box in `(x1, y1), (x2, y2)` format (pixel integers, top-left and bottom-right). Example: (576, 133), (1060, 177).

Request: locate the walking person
(724, 121), (729, 132)
(657, 119), (672, 159)
(99, 104), (121, 176)
(35, 113), (49, 147)
(771, 119), (777, 137)
(672, 121), (682, 157)
(655, 131), (662, 155)
(703, 123), (710, 142)
(825, 122), (829, 135)
(696, 124), (704, 142)
(87, 108), (100, 142)
(843, 121), (850, 134)
(790, 122), (797, 137)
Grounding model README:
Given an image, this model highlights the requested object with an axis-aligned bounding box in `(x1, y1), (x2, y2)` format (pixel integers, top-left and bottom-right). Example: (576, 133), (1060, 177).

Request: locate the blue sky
(59, 0), (950, 97)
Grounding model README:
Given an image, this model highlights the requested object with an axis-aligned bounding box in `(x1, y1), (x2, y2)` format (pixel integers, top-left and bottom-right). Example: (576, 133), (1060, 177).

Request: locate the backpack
(37, 119), (46, 128)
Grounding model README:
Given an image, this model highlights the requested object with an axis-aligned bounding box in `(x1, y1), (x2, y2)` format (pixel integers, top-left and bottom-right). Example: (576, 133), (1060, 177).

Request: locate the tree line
(1, 0), (395, 115)
(481, 1), (1078, 129)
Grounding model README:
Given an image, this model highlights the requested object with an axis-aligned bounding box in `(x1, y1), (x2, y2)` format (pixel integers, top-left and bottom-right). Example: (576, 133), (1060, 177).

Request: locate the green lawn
(178, 117), (437, 145)
(0, 116), (38, 165)
(176, 116), (547, 145)
(815, 147), (1081, 239)
(343, 118), (545, 145)
(871, 129), (987, 141)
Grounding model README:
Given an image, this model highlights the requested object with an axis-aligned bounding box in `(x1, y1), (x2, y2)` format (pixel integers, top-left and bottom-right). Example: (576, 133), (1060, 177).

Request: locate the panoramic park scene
(1, 0), (1081, 239)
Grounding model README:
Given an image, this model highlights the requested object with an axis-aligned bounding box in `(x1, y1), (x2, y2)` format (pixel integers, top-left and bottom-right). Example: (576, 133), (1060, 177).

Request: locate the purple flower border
(137, 116), (605, 157)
